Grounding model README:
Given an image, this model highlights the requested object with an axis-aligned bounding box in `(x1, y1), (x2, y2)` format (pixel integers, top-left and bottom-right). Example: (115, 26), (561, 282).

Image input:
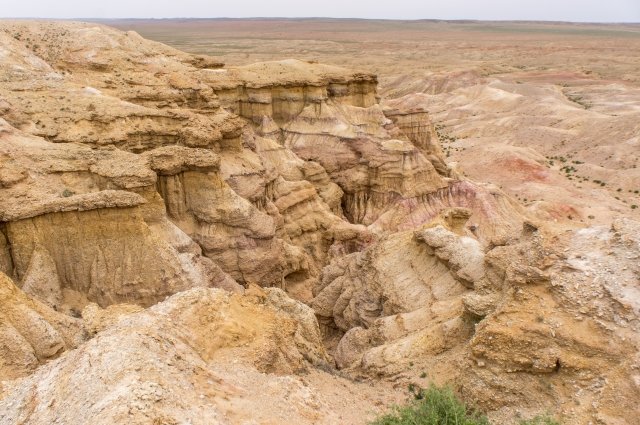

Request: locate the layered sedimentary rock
(312, 208), (486, 371)
(146, 145), (309, 289)
(0, 22), (381, 301)
(2, 20), (638, 425)
(1, 19), (485, 307)
(206, 59), (378, 125)
(0, 272), (85, 383)
(383, 100), (451, 177)
(314, 206), (640, 424)
(0, 286), (333, 425)
(368, 179), (527, 245)
(282, 101), (448, 225)
(0, 119), (236, 307)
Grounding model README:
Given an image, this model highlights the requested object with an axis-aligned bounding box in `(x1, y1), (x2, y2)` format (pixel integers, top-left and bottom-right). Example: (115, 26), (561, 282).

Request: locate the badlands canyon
(0, 19), (639, 424)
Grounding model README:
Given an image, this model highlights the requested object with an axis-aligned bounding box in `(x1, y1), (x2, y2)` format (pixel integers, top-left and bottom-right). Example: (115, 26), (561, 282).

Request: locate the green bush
(370, 384), (561, 425)
(61, 188), (75, 198)
(370, 384), (489, 425)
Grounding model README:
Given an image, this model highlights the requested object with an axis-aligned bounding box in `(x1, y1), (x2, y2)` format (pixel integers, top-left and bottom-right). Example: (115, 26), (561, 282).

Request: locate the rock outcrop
(459, 219), (640, 424)
(0, 20), (498, 306)
(0, 272), (85, 383)
(383, 100), (451, 177)
(2, 20), (638, 425)
(0, 286), (332, 425)
(314, 208), (640, 424)
(0, 119), (237, 307)
(312, 208), (488, 372)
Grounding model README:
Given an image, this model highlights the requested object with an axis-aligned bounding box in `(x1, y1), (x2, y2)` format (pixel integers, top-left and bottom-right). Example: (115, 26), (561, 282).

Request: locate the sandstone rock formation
(0, 20), (513, 304)
(0, 286), (351, 425)
(0, 119), (238, 307)
(312, 208), (494, 372)
(314, 209), (640, 424)
(1, 20), (639, 425)
(461, 218), (640, 424)
(0, 272), (85, 384)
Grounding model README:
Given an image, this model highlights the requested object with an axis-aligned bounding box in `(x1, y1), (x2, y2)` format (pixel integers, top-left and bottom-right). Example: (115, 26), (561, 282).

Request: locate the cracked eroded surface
(0, 20), (639, 425)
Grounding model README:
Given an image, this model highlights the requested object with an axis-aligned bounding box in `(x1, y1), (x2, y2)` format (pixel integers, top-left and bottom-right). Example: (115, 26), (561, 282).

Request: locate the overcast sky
(2, 0), (639, 23)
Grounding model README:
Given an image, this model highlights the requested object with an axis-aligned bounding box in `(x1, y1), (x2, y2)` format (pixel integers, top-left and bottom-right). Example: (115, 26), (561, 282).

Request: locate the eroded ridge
(0, 21), (638, 425)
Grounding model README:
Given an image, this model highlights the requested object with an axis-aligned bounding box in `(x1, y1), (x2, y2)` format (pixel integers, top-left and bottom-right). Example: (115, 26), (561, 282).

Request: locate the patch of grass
(519, 415), (560, 425)
(371, 384), (490, 425)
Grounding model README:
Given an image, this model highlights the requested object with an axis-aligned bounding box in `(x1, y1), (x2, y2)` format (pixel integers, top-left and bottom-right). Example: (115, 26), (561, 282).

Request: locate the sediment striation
(0, 21), (638, 425)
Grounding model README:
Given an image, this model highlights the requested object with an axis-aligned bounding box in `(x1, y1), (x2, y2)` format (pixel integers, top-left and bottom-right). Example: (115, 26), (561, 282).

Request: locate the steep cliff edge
(0, 119), (238, 307)
(1, 20), (500, 304)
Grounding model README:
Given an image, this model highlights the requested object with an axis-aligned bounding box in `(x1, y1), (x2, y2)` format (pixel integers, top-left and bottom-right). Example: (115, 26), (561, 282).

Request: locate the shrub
(371, 385), (562, 425)
(61, 188), (75, 197)
(370, 384), (490, 425)
(519, 415), (560, 425)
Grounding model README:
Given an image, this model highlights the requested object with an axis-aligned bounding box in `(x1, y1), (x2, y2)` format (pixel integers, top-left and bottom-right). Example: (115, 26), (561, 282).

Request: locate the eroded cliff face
(0, 120), (238, 308)
(1, 21), (639, 425)
(0, 272), (85, 384)
(0, 21), (485, 304)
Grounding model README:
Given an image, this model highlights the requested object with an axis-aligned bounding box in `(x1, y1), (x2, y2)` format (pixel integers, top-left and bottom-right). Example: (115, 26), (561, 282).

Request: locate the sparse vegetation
(519, 415), (560, 425)
(565, 93), (592, 109)
(61, 188), (75, 197)
(370, 384), (490, 425)
(371, 384), (561, 425)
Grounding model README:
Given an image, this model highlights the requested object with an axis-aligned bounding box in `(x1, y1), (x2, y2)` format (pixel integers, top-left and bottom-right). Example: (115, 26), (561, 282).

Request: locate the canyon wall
(0, 21), (638, 425)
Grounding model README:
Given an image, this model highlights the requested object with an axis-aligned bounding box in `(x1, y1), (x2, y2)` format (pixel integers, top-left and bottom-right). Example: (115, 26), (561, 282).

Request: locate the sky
(2, 0), (639, 23)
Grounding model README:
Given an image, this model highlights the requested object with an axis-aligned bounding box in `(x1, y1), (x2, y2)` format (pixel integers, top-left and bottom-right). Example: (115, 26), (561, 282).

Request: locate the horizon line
(1, 17), (639, 25)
